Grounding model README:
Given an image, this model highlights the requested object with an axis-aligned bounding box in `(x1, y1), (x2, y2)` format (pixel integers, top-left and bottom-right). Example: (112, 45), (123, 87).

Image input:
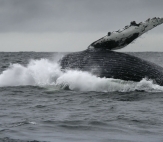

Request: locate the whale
(60, 17), (163, 86)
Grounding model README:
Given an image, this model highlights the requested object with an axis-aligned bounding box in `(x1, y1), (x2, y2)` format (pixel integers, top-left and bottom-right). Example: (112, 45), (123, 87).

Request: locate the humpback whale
(60, 17), (163, 86)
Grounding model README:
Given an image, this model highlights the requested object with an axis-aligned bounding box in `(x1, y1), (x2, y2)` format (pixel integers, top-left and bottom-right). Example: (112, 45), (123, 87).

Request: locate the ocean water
(0, 52), (163, 142)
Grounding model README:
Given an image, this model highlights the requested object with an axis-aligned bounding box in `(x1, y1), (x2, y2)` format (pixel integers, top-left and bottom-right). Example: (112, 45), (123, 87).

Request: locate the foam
(0, 57), (163, 92)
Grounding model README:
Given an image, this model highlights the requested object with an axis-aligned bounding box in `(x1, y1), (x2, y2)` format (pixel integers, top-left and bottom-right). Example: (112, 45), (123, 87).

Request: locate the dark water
(0, 52), (163, 142)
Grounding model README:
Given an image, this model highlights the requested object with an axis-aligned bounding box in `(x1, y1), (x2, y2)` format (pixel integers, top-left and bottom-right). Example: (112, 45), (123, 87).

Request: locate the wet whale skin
(60, 49), (163, 86)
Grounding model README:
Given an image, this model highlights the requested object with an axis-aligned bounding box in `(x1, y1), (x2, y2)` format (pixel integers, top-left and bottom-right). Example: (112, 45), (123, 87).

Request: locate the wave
(0, 56), (163, 92)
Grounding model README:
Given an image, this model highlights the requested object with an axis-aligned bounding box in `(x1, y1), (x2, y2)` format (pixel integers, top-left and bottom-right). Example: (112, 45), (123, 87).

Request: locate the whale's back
(60, 49), (163, 85)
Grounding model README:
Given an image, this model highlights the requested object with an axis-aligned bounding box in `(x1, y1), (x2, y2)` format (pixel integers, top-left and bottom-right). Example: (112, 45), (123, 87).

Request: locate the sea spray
(0, 57), (163, 92)
(0, 58), (62, 86)
(56, 71), (163, 92)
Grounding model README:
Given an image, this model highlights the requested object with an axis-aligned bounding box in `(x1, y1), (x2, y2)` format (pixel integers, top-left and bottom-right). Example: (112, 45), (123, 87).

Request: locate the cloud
(0, 0), (163, 33)
(0, 0), (163, 52)
(0, 33), (163, 52)
(0, 32), (105, 52)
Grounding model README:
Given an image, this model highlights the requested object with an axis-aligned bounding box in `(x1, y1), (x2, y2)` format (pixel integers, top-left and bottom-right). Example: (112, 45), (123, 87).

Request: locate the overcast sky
(0, 0), (163, 52)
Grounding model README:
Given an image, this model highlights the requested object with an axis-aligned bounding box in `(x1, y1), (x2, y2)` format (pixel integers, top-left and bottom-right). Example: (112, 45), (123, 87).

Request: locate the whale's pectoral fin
(88, 17), (163, 50)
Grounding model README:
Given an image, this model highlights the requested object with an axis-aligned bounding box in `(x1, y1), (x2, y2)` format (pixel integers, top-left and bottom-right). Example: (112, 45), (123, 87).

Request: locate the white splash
(56, 71), (163, 92)
(0, 57), (163, 92)
(0, 58), (62, 86)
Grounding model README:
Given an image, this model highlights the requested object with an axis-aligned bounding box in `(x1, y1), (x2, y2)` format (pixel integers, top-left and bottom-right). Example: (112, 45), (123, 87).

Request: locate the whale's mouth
(88, 17), (163, 51)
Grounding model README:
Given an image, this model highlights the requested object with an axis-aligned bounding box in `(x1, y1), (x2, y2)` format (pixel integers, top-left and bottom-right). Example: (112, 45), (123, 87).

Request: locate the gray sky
(0, 0), (163, 52)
